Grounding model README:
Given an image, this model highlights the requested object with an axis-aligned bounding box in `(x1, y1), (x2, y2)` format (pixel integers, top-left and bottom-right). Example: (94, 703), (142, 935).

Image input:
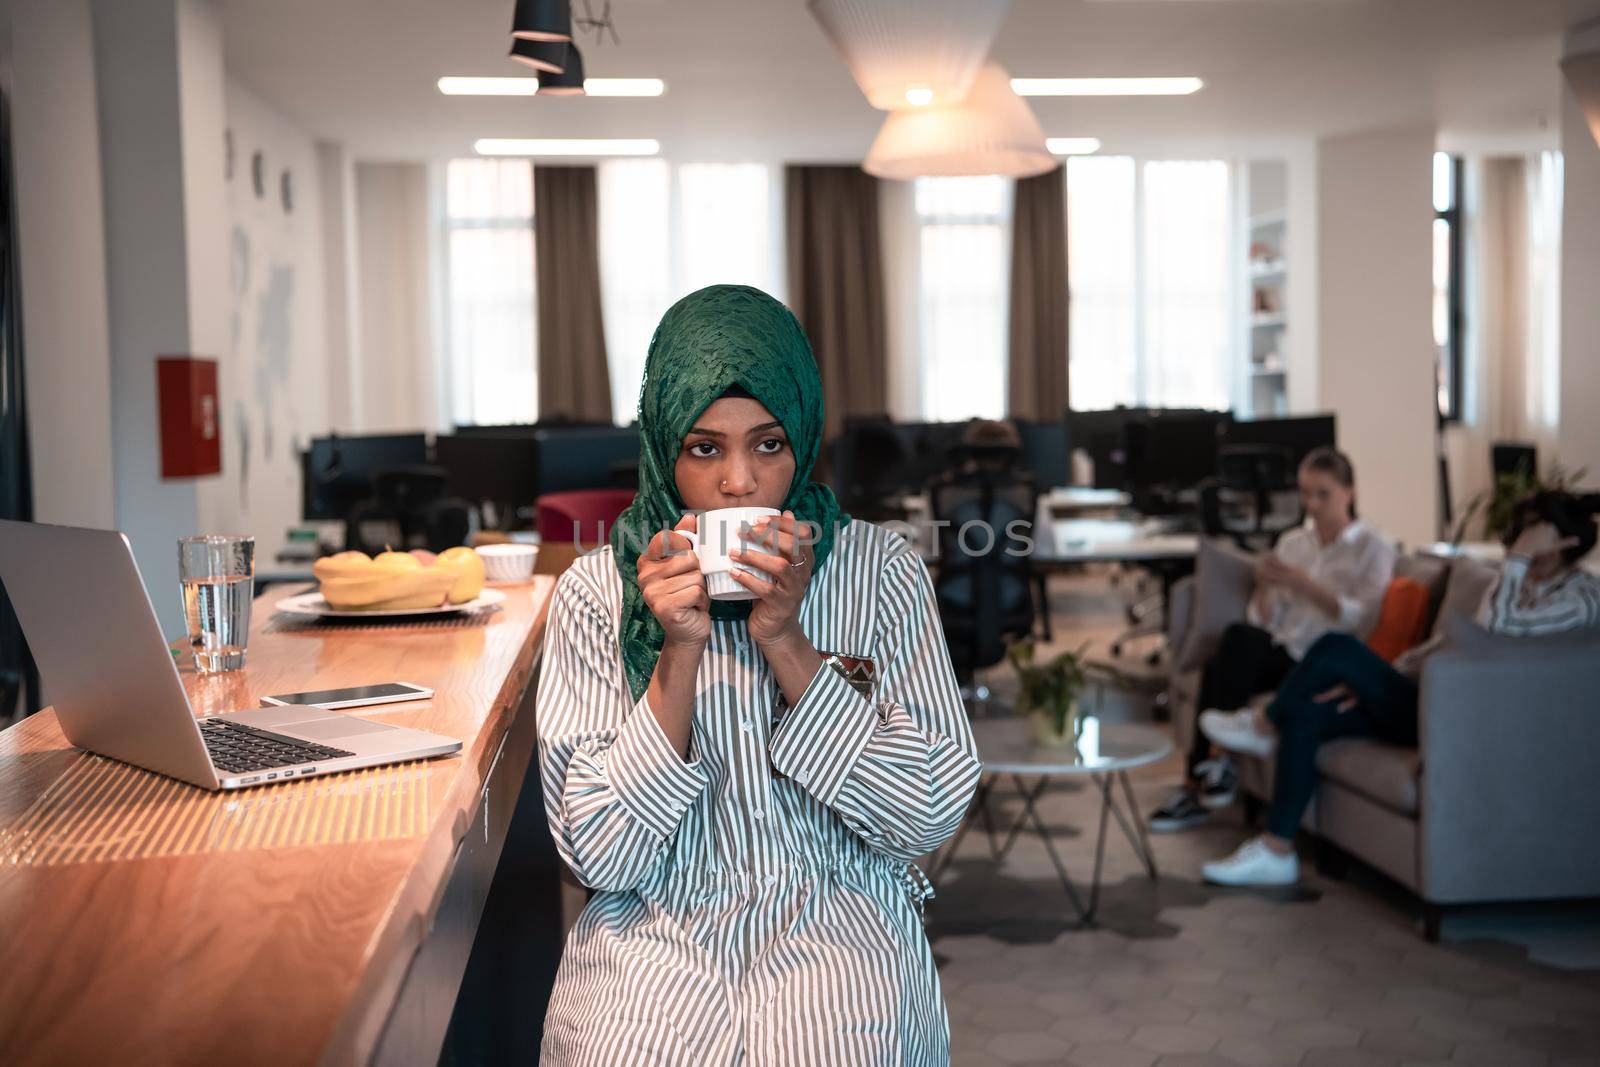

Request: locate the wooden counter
(0, 576), (557, 1065)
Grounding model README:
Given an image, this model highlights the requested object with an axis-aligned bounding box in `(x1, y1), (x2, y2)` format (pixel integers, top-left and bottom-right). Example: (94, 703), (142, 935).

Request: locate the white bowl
(475, 543), (539, 583)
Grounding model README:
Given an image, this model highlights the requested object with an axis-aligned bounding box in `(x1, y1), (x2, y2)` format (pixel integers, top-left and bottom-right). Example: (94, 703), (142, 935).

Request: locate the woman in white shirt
(1149, 447), (1396, 832)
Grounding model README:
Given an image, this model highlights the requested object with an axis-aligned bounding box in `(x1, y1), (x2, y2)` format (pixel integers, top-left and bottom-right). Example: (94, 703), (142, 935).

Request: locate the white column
(1560, 63), (1600, 478)
(11, 0), (116, 529)
(91, 0), (230, 635)
(318, 141), (363, 432)
(1315, 125), (1439, 549)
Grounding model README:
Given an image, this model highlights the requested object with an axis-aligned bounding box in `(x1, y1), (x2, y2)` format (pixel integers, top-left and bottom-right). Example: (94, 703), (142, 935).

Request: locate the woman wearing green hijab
(536, 285), (980, 1066)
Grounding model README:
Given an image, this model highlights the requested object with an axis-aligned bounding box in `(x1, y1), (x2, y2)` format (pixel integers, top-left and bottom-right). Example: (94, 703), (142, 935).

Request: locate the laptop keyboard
(200, 719), (355, 777)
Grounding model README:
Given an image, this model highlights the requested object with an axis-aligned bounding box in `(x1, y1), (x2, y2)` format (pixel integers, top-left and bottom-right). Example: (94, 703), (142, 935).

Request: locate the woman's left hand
(730, 510), (814, 647)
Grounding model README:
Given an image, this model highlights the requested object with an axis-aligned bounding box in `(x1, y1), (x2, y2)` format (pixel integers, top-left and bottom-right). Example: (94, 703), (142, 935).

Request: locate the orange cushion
(1366, 577), (1432, 662)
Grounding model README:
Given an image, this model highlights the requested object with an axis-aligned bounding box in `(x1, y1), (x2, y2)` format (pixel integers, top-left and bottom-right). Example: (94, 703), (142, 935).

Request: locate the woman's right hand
(638, 514), (710, 647)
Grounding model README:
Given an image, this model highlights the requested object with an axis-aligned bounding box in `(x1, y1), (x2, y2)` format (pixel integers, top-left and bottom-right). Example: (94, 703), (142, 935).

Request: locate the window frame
(1435, 152), (1465, 426)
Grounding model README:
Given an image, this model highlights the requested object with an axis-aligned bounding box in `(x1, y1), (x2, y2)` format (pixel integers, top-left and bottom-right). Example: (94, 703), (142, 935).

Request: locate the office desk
(0, 577), (557, 1065)
(1043, 486), (1132, 514)
(1035, 518), (1199, 568)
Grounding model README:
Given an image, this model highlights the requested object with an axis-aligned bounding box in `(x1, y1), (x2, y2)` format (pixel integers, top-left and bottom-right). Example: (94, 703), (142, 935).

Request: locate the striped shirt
(536, 519), (982, 1066)
(1482, 554), (1600, 634)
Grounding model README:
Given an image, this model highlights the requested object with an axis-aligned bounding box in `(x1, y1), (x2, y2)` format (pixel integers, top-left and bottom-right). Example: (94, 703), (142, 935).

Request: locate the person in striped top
(536, 285), (981, 1065)
(1200, 489), (1600, 887)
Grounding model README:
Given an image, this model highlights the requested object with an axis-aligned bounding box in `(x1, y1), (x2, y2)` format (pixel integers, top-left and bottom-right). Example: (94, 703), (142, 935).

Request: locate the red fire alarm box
(156, 356), (221, 478)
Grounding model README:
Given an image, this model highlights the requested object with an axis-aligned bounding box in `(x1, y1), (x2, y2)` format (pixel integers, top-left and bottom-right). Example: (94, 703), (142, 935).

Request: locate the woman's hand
(1257, 553), (1302, 591)
(1510, 520), (1577, 563)
(729, 510), (813, 648)
(638, 514), (710, 648)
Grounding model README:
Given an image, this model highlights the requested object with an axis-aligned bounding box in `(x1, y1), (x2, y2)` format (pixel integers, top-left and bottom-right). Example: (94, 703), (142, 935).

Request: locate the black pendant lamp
(537, 44), (586, 95)
(511, 0), (572, 43)
(509, 37), (566, 74)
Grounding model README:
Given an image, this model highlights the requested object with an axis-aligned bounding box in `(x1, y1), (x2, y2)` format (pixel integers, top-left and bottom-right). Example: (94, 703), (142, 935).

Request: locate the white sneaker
(1202, 837), (1300, 887)
(1199, 708), (1277, 758)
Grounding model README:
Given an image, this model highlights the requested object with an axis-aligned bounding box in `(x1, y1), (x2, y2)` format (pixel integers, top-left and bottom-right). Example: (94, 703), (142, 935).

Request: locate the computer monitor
(1012, 419), (1070, 489)
(301, 433), (429, 521)
(1123, 411), (1232, 491)
(1066, 408), (1146, 489)
(434, 434), (541, 509)
(531, 425), (642, 496)
(1491, 442), (1537, 480)
(1222, 414), (1337, 469)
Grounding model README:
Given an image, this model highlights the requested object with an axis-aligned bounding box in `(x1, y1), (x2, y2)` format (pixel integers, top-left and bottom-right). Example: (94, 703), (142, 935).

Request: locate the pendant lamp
(509, 37), (566, 74)
(808, 0), (1012, 110)
(512, 0), (573, 43)
(537, 44), (586, 95)
(863, 62), (1054, 180)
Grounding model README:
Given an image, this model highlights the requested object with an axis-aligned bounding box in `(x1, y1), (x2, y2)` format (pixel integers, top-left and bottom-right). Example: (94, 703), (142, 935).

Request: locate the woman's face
(1299, 467), (1353, 528)
(674, 396), (797, 512)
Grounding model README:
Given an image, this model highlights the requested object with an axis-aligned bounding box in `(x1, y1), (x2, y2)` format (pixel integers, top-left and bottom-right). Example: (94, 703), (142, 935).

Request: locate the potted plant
(1006, 640), (1117, 748)
(1452, 460), (1586, 543)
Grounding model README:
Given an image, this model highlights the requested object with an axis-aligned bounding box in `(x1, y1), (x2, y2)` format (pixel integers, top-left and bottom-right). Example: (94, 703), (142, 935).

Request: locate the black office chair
(931, 471), (1039, 713)
(834, 419), (914, 521)
(1199, 444), (1300, 552)
(346, 466), (472, 554)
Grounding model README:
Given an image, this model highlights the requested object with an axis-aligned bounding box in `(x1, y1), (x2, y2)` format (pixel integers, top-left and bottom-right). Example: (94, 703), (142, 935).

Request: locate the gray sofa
(1166, 542), (1600, 940)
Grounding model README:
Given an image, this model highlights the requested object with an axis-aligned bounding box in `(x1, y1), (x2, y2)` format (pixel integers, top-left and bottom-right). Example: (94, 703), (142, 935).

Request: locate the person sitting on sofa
(1200, 489), (1600, 886)
(1149, 447), (1396, 832)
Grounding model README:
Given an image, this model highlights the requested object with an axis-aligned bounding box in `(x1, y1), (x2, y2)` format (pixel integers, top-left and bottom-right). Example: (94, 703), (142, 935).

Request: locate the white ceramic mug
(693, 506), (780, 601)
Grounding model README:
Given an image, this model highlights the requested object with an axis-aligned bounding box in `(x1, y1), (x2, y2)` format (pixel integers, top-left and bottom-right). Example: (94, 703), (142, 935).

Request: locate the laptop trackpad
(286, 716), (396, 740)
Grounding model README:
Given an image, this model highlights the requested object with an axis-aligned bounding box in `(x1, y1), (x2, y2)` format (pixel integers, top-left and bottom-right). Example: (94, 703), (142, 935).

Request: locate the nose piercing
(720, 480), (728, 491)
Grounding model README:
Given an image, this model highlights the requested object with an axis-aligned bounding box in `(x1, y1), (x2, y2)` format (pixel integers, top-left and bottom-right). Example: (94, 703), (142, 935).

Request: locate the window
(1433, 151), (1464, 423)
(443, 158), (779, 426)
(1067, 157), (1232, 412)
(442, 158), (536, 425)
(677, 163), (778, 297)
(1525, 150), (1562, 433)
(598, 161), (779, 420)
(599, 159), (671, 424)
(914, 176), (1011, 421)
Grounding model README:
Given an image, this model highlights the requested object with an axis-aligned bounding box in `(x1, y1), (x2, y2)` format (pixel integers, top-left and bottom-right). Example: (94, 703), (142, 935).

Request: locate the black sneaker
(1196, 756), (1239, 810)
(1149, 790), (1209, 833)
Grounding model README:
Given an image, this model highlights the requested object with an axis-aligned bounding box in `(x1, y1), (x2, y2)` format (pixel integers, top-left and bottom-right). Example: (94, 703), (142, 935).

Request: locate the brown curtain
(534, 165), (613, 422)
(1007, 164), (1069, 419)
(784, 165), (887, 442)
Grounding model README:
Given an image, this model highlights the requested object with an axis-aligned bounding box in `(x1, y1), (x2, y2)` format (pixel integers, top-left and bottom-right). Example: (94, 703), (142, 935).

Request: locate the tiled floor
(930, 569), (1600, 1066)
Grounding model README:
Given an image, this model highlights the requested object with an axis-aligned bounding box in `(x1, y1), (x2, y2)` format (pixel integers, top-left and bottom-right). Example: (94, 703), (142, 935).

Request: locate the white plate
(274, 588), (508, 619)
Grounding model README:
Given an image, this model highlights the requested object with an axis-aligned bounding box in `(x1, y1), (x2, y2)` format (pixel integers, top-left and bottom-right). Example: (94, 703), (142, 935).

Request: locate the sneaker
(1149, 790), (1210, 833)
(1200, 708), (1276, 759)
(1202, 837), (1300, 887)
(1194, 756), (1238, 810)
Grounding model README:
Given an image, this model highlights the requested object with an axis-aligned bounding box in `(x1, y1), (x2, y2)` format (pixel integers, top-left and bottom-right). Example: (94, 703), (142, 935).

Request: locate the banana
(313, 548), (484, 611)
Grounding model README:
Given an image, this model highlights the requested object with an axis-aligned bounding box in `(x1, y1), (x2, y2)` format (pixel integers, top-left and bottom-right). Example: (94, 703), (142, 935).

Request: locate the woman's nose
(720, 459), (757, 498)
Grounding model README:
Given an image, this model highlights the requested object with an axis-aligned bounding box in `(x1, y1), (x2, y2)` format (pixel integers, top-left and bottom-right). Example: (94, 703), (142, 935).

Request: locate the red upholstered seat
(535, 489), (637, 547)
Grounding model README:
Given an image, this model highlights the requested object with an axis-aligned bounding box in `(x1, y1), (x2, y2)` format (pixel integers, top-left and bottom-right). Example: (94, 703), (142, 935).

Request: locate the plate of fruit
(276, 547), (505, 617)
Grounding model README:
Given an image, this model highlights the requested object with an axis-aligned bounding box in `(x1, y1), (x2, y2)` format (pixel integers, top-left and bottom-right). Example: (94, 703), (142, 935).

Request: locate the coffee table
(930, 717), (1173, 924)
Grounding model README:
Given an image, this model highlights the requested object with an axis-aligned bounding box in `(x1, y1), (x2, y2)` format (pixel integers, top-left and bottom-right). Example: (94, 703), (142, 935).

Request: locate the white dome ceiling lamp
(808, 0), (1014, 111)
(863, 62), (1055, 180)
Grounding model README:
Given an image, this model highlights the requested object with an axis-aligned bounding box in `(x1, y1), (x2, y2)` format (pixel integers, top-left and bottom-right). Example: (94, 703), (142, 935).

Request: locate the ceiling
(217, 0), (1600, 162)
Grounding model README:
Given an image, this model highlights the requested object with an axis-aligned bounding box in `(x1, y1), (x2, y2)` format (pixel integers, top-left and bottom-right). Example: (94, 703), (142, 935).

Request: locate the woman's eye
(688, 441), (718, 458)
(755, 437), (786, 455)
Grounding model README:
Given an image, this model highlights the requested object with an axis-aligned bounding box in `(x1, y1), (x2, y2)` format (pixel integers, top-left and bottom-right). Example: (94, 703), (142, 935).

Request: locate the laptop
(0, 520), (462, 791)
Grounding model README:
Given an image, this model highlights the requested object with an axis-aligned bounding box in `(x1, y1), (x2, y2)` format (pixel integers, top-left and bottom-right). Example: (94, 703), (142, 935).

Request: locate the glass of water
(178, 535), (256, 673)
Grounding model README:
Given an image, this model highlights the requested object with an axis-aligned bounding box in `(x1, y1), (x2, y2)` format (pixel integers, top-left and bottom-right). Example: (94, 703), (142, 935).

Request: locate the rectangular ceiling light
(474, 138), (661, 156)
(439, 77), (666, 96)
(583, 78), (666, 97)
(1047, 138), (1101, 155)
(1013, 77), (1203, 96)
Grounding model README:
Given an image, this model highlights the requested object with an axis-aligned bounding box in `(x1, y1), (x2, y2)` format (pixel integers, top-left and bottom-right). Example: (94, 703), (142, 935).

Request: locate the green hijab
(609, 284), (848, 702)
